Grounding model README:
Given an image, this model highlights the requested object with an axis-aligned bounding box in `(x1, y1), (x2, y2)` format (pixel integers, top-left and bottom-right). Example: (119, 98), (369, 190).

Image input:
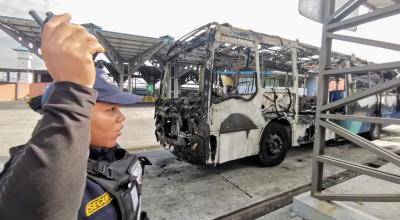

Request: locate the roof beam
(107, 38), (156, 47)
(128, 40), (169, 73)
(111, 44), (150, 51)
(0, 22), (42, 58)
(98, 31), (160, 44)
(87, 28), (124, 76)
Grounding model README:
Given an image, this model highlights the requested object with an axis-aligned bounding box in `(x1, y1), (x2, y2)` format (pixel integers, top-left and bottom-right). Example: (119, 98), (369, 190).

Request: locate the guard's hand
(41, 13), (105, 88)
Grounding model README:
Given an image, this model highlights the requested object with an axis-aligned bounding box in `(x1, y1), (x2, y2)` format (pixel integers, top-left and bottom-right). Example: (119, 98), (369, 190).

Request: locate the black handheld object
(28, 10), (44, 26)
(29, 10), (99, 61)
(29, 10), (54, 31)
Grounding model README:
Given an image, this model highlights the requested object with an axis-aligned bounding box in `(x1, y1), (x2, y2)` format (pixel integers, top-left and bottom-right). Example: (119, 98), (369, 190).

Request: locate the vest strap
(87, 160), (113, 179)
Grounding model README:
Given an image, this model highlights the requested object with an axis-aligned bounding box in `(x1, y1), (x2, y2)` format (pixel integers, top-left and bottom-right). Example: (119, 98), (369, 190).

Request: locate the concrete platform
(256, 204), (302, 220)
(293, 163), (400, 220)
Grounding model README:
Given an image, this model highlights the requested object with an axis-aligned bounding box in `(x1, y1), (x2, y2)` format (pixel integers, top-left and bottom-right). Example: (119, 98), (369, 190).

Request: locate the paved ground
(136, 126), (400, 220)
(138, 140), (392, 220)
(1, 100), (399, 220)
(0, 100), (159, 157)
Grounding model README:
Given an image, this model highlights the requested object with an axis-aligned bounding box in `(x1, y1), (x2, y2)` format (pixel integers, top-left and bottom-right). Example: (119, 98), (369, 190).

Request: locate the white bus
(155, 23), (399, 166)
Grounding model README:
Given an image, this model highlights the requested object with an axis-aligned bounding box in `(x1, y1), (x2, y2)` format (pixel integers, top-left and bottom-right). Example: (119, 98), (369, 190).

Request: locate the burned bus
(154, 23), (400, 166)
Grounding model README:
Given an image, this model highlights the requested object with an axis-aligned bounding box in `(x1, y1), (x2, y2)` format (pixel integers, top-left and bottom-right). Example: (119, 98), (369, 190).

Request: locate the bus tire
(259, 122), (290, 167)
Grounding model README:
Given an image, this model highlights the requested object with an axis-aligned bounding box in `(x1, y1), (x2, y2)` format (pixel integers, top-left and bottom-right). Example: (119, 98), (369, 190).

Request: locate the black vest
(85, 147), (151, 220)
(3, 145), (151, 220)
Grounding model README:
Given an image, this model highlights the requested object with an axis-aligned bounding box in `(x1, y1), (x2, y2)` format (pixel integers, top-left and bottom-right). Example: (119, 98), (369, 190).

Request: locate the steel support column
(128, 64), (132, 93)
(15, 72), (21, 100)
(119, 63), (124, 90)
(311, 0), (335, 195)
(312, 0), (400, 202)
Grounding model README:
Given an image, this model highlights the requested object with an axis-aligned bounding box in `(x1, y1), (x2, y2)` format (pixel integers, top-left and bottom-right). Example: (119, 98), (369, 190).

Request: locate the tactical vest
(3, 145), (151, 220)
(87, 153), (151, 220)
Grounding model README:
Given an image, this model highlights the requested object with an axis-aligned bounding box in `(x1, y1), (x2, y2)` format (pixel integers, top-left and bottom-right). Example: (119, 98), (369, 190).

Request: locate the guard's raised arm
(0, 13), (102, 220)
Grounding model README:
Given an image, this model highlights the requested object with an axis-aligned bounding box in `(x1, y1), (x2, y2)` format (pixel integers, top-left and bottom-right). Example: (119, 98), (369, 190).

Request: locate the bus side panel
(340, 95), (378, 134)
(381, 94), (400, 120)
(217, 129), (261, 164)
(331, 94), (399, 135)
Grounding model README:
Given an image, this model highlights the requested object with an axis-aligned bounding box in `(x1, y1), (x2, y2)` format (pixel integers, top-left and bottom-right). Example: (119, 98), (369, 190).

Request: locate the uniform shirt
(78, 146), (123, 220)
(79, 178), (119, 220)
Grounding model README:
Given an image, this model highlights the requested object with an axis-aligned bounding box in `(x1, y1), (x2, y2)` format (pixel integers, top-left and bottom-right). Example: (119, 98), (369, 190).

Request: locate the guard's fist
(41, 13), (105, 88)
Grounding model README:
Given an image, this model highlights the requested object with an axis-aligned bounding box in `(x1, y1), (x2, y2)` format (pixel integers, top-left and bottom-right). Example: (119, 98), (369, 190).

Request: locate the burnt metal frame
(312, 0), (400, 202)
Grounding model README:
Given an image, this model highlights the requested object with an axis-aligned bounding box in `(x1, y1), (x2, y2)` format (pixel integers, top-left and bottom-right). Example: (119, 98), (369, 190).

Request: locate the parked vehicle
(155, 23), (400, 166)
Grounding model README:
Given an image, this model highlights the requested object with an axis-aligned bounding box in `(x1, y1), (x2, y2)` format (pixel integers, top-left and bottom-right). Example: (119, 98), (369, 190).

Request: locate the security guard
(37, 69), (151, 220)
(0, 13), (149, 220)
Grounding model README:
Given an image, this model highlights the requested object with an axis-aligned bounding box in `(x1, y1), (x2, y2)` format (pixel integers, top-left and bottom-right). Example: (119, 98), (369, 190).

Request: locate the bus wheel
(259, 122), (289, 167)
(369, 123), (381, 140)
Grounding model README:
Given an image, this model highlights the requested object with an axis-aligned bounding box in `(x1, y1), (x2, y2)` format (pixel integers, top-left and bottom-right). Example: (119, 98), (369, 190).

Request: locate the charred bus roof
(163, 22), (373, 75)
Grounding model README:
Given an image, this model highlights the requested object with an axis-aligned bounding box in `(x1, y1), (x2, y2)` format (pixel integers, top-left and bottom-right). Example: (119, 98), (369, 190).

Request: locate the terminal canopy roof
(0, 15), (172, 82)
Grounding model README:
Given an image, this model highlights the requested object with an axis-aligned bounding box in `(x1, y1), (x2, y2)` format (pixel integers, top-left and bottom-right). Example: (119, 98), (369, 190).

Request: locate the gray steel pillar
(311, 0), (400, 202)
(344, 60), (352, 114)
(37, 73), (41, 83)
(128, 74), (132, 93)
(128, 64), (132, 93)
(119, 63), (124, 91)
(15, 72), (21, 100)
(134, 77), (137, 94)
(311, 0), (335, 195)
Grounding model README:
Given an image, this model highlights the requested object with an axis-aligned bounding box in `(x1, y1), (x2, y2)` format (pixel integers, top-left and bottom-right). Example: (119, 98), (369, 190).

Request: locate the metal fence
(312, 0), (400, 202)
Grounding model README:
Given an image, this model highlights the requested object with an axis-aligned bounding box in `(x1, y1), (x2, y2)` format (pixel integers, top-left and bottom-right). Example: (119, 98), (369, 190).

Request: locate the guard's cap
(41, 68), (142, 107)
(92, 68), (142, 104)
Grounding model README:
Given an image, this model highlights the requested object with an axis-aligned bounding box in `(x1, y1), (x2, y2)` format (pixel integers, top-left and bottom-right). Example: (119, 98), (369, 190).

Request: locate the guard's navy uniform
(79, 178), (119, 219)
(4, 145), (150, 220)
(0, 70), (147, 220)
(78, 146), (151, 220)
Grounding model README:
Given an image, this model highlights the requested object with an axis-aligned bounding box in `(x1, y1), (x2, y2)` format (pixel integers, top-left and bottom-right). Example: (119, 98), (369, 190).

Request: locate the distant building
(0, 47), (52, 101)
(12, 47), (34, 83)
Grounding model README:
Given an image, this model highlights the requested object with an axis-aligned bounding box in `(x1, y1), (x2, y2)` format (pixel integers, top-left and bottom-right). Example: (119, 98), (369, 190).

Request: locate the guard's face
(90, 102), (125, 148)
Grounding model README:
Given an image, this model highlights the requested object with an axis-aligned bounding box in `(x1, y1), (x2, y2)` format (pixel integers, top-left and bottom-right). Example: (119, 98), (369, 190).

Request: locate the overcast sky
(1, 0), (399, 69)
